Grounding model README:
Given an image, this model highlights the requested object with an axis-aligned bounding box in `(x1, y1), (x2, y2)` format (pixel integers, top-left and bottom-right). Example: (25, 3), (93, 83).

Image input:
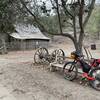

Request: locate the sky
(40, 0), (100, 4)
(38, 0), (100, 10)
(39, 0), (100, 8)
(38, 0), (100, 16)
(96, 0), (100, 3)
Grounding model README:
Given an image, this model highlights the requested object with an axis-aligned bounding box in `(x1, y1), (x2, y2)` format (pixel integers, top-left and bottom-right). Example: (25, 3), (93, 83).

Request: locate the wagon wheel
(56, 49), (65, 64)
(50, 49), (58, 62)
(51, 49), (65, 63)
(34, 47), (49, 64)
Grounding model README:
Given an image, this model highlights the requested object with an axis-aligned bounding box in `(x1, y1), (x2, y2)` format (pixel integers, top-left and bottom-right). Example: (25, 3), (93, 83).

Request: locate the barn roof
(10, 24), (50, 40)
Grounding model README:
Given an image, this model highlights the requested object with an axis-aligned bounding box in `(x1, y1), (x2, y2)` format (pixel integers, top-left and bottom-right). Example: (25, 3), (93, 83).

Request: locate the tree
(0, 0), (15, 53)
(0, 0), (15, 33)
(85, 5), (100, 39)
(0, 0), (27, 53)
(19, 0), (96, 52)
(0, 0), (29, 34)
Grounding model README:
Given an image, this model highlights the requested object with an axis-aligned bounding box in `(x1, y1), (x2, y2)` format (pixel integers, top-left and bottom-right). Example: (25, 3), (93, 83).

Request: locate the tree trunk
(83, 0), (96, 27)
(56, 0), (63, 34)
(73, 16), (79, 51)
(1, 38), (7, 54)
(78, 0), (84, 52)
(61, 33), (78, 50)
(0, 34), (7, 54)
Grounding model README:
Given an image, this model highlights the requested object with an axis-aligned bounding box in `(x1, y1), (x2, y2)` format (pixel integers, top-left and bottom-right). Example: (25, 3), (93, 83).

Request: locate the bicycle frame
(63, 50), (100, 90)
(83, 46), (100, 67)
(71, 57), (96, 80)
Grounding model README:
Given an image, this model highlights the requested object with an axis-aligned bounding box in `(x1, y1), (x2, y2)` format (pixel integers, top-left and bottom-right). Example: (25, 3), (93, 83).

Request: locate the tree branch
(66, 21), (73, 27)
(50, 0), (57, 9)
(73, 17), (77, 42)
(61, 0), (73, 18)
(53, 32), (78, 49)
(19, 0), (49, 33)
(83, 0), (96, 27)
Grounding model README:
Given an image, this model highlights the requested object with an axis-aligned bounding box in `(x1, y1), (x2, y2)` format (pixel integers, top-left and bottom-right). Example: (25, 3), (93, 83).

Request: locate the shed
(8, 24), (50, 50)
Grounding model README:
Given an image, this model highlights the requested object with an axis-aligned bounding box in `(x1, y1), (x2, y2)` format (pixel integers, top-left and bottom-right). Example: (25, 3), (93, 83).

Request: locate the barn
(8, 24), (50, 50)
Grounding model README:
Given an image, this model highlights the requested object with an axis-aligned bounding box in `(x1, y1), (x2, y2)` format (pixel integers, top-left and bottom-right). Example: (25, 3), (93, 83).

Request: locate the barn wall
(8, 38), (21, 50)
(24, 39), (49, 50)
(37, 40), (49, 48)
(8, 39), (49, 51)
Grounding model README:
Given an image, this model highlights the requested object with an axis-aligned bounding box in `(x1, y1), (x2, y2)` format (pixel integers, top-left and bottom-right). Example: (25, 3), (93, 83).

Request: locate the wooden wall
(7, 39), (49, 51)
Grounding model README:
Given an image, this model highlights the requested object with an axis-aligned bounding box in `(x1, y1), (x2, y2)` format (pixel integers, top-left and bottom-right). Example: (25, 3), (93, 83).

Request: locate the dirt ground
(0, 36), (100, 100)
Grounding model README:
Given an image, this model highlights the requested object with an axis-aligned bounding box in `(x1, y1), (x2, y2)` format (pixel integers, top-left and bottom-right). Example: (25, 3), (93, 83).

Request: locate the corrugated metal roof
(10, 24), (50, 40)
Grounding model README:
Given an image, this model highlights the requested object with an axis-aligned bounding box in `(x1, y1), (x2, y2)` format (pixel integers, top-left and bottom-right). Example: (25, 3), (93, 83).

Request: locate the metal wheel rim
(64, 63), (77, 80)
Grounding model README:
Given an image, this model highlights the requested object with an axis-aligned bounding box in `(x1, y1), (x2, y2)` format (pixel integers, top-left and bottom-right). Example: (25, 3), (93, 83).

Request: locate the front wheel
(63, 62), (78, 81)
(89, 67), (100, 91)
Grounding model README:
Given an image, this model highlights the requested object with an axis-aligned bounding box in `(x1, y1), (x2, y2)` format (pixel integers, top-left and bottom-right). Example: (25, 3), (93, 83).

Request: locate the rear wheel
(56, 49), (65, 64)
(51, 49), (65, 63)
(63, 62), (78, 81)
(89, 67), (100, 91)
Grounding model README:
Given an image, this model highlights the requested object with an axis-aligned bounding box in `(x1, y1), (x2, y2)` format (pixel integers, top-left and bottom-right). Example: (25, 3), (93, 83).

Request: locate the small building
(8, 24), (50, 50)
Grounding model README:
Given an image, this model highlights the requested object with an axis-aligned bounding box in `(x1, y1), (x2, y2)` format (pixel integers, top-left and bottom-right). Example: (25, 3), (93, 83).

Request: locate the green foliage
(40, 16), (59, 34)
(0, 0), (16, 33)
(85, 5), (100, 34)
(0, 0), (27, 33)
(39, 12), (69, 34)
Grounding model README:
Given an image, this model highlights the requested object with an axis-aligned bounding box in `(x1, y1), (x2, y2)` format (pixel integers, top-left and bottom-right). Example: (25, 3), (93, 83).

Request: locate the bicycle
(63, 51), (100, 91)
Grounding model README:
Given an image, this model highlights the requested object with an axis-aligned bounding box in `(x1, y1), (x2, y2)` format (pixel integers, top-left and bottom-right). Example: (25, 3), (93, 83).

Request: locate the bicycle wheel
(63, 62), (78, 81)
(34, 47), (49, 64)
(89, 67), (100, 91)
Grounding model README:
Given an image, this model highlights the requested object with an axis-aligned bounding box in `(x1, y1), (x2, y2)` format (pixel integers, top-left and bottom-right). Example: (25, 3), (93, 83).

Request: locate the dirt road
(0, 47), (100, 100)
(0, 36), (100, 100)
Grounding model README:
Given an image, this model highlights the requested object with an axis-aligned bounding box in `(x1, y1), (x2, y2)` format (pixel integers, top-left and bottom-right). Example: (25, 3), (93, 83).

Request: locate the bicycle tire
(63, 62), (78, 81)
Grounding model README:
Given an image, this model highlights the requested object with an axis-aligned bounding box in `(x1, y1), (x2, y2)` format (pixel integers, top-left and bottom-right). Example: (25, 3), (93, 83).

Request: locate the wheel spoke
(34, 47), (49, 64)
(63, 62), (78, 81)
